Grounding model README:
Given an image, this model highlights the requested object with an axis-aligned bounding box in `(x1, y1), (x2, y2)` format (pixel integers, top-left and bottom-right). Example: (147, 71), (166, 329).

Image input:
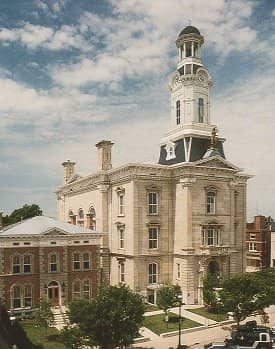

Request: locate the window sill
(117, 214), (125, 217)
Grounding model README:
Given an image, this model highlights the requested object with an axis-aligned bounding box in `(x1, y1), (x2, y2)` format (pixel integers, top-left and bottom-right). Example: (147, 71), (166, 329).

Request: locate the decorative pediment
(195, 156), (240, 171)
(42, 228), (68, 236)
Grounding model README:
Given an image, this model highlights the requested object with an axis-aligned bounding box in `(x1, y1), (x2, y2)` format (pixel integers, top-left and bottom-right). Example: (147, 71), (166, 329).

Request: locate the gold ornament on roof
(210, 127), (217, 148)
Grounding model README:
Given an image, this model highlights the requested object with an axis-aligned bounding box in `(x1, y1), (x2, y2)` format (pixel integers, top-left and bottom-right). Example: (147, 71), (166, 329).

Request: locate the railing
(199, 245), (230, 255)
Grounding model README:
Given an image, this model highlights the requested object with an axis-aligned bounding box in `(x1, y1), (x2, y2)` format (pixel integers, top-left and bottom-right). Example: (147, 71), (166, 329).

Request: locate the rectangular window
(148, 192), (158, 214)
(207, 228), (214, 246)
(73, 282), (81, 299)
(119, 263), (125, 283)
(198, 98), (204, 123)
(176, 100), (180, 125)
(176, 263), (181, 279)
(148, 263), (157, 284)
(83, 280), (90, 299)
(73, 253), (81, 270)
(23, 255), (31, 273)
(250, 233), (256, 240)
(83, 253), (90, 270)
(50, 254), (57, 272)
(119, 228), (124, 249)
(12, 255), (21, 274)
(206, 192), (216, 214)
(249, 242), (257, 251)
(149, 227), (159, 249)
(23, 285), (32, 307)
(118, 194), (125, 215)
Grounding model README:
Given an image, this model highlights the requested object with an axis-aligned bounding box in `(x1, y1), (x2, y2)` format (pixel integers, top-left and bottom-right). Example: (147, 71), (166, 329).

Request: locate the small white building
(56, 26), (250, 305)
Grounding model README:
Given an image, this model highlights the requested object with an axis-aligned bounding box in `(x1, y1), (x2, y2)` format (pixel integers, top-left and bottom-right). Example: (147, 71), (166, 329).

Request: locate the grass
(144, 303), (160, 312)
(143, 313), (200, 335)
(21, 320), (66, 349)
(186, 307), (228, 322)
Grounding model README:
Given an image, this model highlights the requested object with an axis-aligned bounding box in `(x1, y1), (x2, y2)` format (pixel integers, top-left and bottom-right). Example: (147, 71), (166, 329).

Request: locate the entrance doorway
(48, 281), (60, 306)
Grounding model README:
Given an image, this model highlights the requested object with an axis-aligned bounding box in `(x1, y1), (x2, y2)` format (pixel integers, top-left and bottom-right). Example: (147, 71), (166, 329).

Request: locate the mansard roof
(0, 216), (98, 236)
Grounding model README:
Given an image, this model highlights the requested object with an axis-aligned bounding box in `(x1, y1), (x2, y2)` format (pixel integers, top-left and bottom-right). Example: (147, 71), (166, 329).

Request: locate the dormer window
(165, 141), (176, 160)
(176, 100), (181, 124)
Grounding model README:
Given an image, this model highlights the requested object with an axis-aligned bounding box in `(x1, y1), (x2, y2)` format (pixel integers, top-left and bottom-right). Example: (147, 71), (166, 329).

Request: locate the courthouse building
(0, 216), (101, 310)
(56, 26), (249, 304)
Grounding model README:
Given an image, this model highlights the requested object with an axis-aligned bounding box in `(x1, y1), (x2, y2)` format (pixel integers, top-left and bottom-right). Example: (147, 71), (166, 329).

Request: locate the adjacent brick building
(0, 216), (101, 310)
(246, 215), (271, 272)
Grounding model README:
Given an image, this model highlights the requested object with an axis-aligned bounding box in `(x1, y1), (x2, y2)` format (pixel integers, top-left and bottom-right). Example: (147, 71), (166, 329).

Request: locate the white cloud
(0, 22), (91, 51)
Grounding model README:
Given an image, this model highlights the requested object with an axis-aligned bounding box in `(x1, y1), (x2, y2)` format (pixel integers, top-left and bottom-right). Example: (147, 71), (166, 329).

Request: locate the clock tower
(159, 26), (225, 164)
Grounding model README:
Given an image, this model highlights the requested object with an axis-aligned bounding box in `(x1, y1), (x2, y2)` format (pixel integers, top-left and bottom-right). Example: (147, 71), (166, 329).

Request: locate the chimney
(95, 140), (114, 171)
(0, 212), (3, 229)
(62, 160), (76, 184)
(254, 215), (265, 230)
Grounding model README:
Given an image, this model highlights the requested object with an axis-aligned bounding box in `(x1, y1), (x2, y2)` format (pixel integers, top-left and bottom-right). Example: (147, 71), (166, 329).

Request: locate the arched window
(12, 285), (21, 308)
(23, 255), (32, 273)
(198, 98), (204, 123)
(11, 284), (32, 309)
(206, 191), (216, 214)
(73, 281), (81, 300)
(68, 210), (76, 225)
(176, 100), (181, 125)
(148, 263), (158, 284)
(83, 280), (90, 299)
(87, 207), (96, 230)
(12, 255), (21, 274)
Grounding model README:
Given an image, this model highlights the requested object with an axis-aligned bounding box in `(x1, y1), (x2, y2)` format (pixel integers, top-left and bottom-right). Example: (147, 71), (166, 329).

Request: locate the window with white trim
(176, 263), (181, 279)
(83, 280), (90, 299)
(73, 281), (81, 299)
(198, 98), (204, 123)
(23, 285), (32, 307)
(176, 100), (181, 125)
(119, 262), (125, 283)
(119, 227), (124, 249)
(83, 253), (90, 270)
(206, 191), (216, 214)
(148, 227), (159, 249)
(12, 285), (21, 308)
(148, 192), (158, 214)
(12, 255), (21, 274)
(49, 254), (58, 272)
(249, 242), (257, 251)
(201, 226), (221, 246)
(118, 194), (125, 215)
(148, 263), (158, 284)
(23, 255), (32, 273)
(73, 253), (81, 270)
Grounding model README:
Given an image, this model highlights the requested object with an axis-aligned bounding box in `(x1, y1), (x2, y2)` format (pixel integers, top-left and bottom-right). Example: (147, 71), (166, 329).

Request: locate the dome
(178, 25), (200, 36)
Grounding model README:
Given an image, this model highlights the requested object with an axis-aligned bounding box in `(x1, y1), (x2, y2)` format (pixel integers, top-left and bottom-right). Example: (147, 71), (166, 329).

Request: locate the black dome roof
(179, 26), (200, 36)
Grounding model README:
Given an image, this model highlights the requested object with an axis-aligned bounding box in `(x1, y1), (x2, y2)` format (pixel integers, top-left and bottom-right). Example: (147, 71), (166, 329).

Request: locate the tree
(59, 325), (86, 349)
(219, 273), (275, 327)
(68, 284), (145, 349)
(35, 298), (54, 330)
(156, 284), (181, 323)
(203, 273), (220, 311)
(3, 204), (42, 226)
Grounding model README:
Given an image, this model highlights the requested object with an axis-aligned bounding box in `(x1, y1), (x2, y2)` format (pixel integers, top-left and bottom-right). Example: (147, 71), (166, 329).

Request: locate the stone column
(229, 181), (237, 246)
(191, 41), (194, 56)
(174, 177), (196, 253)
(183, 43), (186, 58)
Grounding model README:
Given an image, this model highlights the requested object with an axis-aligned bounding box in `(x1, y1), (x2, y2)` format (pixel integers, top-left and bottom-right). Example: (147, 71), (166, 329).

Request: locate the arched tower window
(198, 98), (204, 123)
(87, 207), (96, 230)
(176, 100), (181, 125)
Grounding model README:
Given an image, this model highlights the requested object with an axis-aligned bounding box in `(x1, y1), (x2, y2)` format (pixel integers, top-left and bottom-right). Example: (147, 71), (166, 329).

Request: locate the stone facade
(56, 26), (249, 305)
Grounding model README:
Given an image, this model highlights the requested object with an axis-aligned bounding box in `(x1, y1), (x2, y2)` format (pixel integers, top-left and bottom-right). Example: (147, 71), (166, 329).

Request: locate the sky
(0, 0), (274, 220)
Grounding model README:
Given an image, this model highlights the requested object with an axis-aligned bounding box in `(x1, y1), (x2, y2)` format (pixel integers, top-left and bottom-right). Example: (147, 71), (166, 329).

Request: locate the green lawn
(143, 313), (200, 335)
(21, 321), (66, 349)
(144, 303), (160, 312)
(186, 307), (228, 322)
